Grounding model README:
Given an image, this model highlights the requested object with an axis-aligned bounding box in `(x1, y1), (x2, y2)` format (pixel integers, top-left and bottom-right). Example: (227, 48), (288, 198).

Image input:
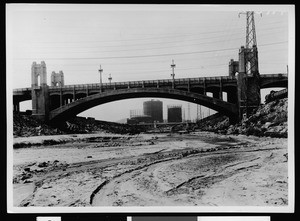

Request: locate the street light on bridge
(170, 59), (176, 89)
(99, 65), (103, 92)
(108, 74), (112, 88)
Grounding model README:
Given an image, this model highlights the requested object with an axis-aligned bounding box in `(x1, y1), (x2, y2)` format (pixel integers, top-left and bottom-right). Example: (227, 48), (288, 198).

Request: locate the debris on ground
(197, 98), (288, 138)
(13, 113), (146, 138)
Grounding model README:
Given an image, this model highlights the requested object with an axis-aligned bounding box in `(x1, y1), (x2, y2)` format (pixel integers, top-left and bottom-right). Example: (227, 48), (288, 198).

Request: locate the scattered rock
(23, 179), (33, 184)
(42, 185), (53, 189)
(276, 179), (286, 184)
(38, 162), (48, 167)
(34, 167), (45, 172)
(24, 167), (31, 172)
(264, 122), (273, 128)
(21, 173), (32, 180)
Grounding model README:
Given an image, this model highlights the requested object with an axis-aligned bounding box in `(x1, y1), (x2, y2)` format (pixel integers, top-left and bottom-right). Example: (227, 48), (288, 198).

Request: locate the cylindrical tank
(143, 99), (163, 123)
(167, 105), (182, 123)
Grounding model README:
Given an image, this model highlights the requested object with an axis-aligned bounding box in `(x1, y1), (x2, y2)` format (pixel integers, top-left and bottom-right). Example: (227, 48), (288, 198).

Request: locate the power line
(22, 36), (246, 55)
(13, 22), (286, 47)
(14, 20), (287, 45)
(15, 40), (288, 61)
(56, 63), (228, 73)
(15, 47), (239, 60)
(16, 32), (243, 49)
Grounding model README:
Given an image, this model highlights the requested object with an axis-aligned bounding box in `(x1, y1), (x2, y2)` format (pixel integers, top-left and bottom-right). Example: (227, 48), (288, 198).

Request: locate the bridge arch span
(49, 88), (238, 123)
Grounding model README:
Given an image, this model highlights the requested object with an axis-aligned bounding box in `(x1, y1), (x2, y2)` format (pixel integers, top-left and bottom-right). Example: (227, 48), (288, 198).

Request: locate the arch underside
(49, 88), (238, 122)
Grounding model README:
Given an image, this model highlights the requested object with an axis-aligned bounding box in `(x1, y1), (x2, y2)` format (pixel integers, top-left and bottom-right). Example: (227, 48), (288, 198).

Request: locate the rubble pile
(197, 114), (228, 132)
(13, 113), (146, 138)
(13, 113), (63, 137)
(66, 117), (146, 134)
(198, 98), (288, 138)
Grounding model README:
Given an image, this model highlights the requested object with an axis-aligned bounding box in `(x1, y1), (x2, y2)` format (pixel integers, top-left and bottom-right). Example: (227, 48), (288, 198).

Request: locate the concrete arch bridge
(13, 70), (288, 124)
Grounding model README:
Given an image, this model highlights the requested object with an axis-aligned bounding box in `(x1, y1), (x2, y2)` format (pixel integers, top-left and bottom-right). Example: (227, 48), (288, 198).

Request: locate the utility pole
(99, 65), (103, 92)
(170, 59), (176, 89)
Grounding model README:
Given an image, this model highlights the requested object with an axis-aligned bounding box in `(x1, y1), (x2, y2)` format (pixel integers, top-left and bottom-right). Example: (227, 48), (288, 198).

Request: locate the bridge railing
(13, 87), (31, 92)
(260, 73), (287, 78)
(47, 76), (237, 90)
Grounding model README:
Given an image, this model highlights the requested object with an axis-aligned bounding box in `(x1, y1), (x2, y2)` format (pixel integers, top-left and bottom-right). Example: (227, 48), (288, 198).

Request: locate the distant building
(130, 109), (143, 118)
(167, 105), (182, 123)
(127, 115), (152, 125)
(143, 99), (163, 123)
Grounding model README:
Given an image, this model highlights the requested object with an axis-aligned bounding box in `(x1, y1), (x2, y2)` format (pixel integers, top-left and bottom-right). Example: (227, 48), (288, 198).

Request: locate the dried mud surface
(12, 132), (288, 207)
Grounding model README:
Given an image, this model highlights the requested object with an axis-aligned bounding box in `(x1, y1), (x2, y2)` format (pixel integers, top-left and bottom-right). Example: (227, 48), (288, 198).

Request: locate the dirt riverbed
(12, 131), (288, 207)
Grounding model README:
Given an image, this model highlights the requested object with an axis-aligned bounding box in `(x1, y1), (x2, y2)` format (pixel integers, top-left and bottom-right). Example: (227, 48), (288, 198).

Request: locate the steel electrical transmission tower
(238, 11), (261, 118)
(245, 11), (259, 75)
(245, 11), (257, 49)
(239, 11), (260, 75)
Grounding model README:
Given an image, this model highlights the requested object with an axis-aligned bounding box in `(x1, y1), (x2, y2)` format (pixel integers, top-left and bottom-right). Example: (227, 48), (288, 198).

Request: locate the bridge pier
(236, 46), (261, 119)
(60, 87), (63, 107)
(13, 102), (20, 112)
(73, 86), (76, 101)
(227, 89), (237, 104)
(213, 91), (220, 99)
(31, 61), (50, 122)
(219, 79), (223, 100)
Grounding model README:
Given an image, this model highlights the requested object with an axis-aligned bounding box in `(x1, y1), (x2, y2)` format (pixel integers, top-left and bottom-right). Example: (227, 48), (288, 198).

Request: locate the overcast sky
(7, 4), (292, 122)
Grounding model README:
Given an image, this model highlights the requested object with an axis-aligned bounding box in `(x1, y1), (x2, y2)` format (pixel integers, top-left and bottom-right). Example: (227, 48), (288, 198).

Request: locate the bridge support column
(227, 89), (237, 104)
(73, 86), (76, 101)
(237, 46), (261, 120)
(219, 79), (223, 100)
(213, 91), (220, 99)
(60, 87), (63, 107)
(13, 102), (20, 112)
(31, 61), (50, 122)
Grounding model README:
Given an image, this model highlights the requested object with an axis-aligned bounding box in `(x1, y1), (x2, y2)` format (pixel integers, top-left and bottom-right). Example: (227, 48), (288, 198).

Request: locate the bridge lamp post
(170, 59), (176, 89)
(99, 65), (103, 92)
(108, 74), (112, 88)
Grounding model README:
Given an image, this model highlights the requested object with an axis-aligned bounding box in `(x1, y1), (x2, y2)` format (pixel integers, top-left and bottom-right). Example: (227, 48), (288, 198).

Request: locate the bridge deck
(13, 73), (287, 94)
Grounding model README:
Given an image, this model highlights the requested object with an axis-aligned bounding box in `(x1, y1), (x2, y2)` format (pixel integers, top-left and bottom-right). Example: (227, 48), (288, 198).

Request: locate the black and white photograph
(6, 4), (295, 213)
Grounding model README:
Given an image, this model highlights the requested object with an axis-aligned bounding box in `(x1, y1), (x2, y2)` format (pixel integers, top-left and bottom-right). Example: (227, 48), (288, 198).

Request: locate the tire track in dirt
(91, 147), (282, 206)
